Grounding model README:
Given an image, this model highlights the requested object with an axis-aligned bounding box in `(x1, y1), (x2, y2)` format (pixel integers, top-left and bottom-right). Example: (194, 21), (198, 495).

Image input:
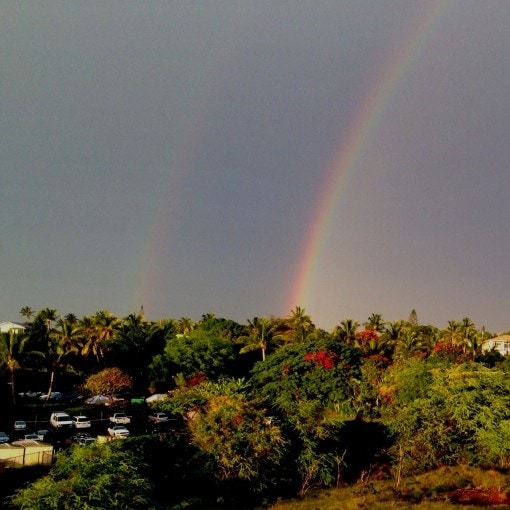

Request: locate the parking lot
(1, 397), (177, 449)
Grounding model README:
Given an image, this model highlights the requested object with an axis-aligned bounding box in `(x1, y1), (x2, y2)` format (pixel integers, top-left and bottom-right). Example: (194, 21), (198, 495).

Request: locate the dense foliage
(2, 306), (510, 508)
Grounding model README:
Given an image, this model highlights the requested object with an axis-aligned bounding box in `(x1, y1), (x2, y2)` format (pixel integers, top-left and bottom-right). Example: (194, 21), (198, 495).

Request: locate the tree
(64, 313), (78, 325)
(92, 309), (119, 344)
(444, 320), (460, 344)
(39, 307), (59, 332)
(42, 318), (81, 400)
(10, 441), (152, 509)
(152, 329), (236, 386)
(19, 306), (34, 322)
(250, 336), (362, 494)
(354, 329), (381, 356)
(250, 335), (361, 416)
(176, 317), (195, 335)
(0, 329), (29, 404)
(82, 367), (133, 397)
(107, 316), (168, 391)
(238, 317), (283, 361)
(364, 313), (385, 333)
(76, 310), (119, 364)
(168, 379), (287, 487)
(394, 329), (423, 360)
(381, 359), (510, 483)
(76, 315), (101, 362)
(332, 319), (359, 345)
(408, 309), (418, 327)
(286, 306), (314, 343)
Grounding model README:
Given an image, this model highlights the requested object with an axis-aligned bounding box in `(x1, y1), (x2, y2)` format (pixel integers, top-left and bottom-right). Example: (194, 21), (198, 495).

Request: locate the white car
(85, 395), (110, 406)
(50, 412), (73, 429)
(145, 393), (168, 403)
(39, 391), (62, 401)
(72, 416), (91, 429)
(107, 425), (130, 438)
(14, 420), (27, 431)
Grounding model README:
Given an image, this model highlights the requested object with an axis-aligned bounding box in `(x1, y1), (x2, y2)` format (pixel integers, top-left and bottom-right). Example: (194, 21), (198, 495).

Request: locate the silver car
(14, 420), (27, 431)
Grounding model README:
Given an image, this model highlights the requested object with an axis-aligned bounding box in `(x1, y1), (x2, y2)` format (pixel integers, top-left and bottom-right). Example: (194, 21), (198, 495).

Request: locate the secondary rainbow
(286, 0), (451, 315)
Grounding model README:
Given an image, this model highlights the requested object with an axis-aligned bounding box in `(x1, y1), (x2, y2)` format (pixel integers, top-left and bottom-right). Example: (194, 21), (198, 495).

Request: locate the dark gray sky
(2, 1), (510, 333)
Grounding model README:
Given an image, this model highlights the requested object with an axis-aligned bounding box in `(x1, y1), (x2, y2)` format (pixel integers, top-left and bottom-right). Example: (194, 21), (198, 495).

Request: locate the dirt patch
(448, 488), (510, 506)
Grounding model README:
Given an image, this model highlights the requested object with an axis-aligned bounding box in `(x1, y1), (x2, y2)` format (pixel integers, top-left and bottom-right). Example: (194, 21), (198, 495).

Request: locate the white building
(480, 334), (510, 357)
(0, 321), (28, 334)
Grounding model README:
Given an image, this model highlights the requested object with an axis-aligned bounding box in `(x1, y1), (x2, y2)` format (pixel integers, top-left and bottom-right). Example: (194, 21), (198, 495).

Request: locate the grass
(267, 465), (510, 509)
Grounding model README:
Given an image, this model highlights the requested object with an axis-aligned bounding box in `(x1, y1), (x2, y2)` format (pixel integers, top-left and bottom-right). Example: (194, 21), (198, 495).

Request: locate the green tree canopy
(10, 442), (152, 509)
(150, 329), (237, 388)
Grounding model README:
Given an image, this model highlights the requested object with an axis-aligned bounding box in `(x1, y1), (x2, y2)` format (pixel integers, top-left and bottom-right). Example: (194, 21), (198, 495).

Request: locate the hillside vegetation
(2, 307), (510, 508)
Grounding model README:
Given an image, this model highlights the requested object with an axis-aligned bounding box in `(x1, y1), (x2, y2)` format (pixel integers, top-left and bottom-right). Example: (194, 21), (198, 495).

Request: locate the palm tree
(394, 329), (422, 359)
(42, 318), (80, 400)
(382, 320), (403, 342)
(39, 307), (59, 332)
(19, 306), (34, 322)
(0, 329), (29, 404)
(238, 317), (283, 361)
(364, 313), (386, 333)
(332, 319), (359, 345)
(64, 313), (78, 325)
(77, 315), (103, 362)
(93, 310), (119, 343)
(456, 317), (477, 355)
(444, 320), (459, 345)
(121, 313), (145, 332)
(286, 306), (313, 343)
(380, 320), (404, 358)
(177, 317), (195, 336)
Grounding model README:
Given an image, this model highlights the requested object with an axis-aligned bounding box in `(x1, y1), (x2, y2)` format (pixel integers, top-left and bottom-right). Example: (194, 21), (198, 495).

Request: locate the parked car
(105, 396), (128, 408)
(24, 433), (40, 441)
(145, 393), (168, 403)
(78, 436), (96, 445)
(18, 390), (43, 399)
(35, 429), (49, 440)
(60, 393), (83, 404)
(107, 425), (130, 438)
(84, 395), (110, 406)
(39, 391), (62, 401)
(109, 412), (131, 425)
(72, 415), (91, 429)
(50, 412), (73, 429)
(14, 420), (27, 431)
(71, 432), (91, 442)
(148, 412), (169, 423)
(130, 396), (145, 405)
(0, 431), (10, 443)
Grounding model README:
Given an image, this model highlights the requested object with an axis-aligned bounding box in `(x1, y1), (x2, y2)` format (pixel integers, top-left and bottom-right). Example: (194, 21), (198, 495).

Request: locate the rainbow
(286, 0), (451, 316)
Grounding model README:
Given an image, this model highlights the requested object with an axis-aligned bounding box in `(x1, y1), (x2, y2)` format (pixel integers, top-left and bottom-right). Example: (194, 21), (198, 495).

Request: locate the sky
(2, 1), (510, 333)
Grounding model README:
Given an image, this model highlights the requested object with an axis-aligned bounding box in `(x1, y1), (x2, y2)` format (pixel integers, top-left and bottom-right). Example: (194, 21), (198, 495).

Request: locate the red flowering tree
(303, 350), (338, 370)
(355, 329), (380, 356)
(431, 341), (471, 363)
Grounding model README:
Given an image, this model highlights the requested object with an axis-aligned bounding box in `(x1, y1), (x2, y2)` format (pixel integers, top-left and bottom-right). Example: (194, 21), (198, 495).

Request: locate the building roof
(0, 321), (29, 333)
(482, 334), (510, 344)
